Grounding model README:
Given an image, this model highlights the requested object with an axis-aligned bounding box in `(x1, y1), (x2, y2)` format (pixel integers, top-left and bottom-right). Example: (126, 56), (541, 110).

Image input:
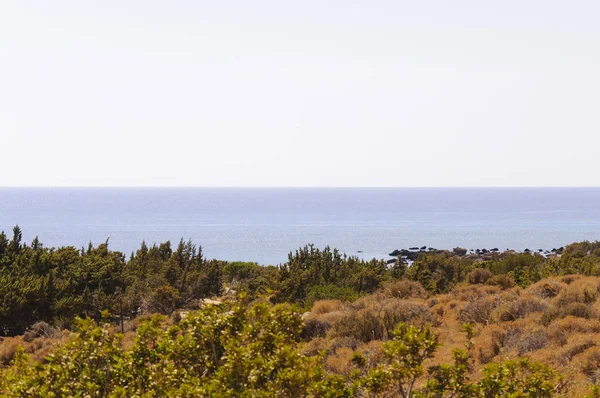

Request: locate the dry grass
(329, 298), (435, 343)
(0, 337), (21, 366)
(311, 300), (343, 315)
(527, 278), (566, 299)
(379, 280), (428, 299)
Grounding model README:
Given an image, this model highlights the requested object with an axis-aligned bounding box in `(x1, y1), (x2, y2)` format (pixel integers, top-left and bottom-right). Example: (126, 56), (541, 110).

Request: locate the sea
(0, 188), (599, 265)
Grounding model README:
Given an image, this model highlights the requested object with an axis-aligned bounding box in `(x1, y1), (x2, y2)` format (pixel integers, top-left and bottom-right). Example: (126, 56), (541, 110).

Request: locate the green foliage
(305, 284), (360, 309)
(222, 261), (279, 298)
(0, 300), (325, 397)
(359, 323), (439, 398)
(478, 358), (562, 397)
(0, 230), (228, 336)
(406, 252), (474, 294)
(277, 244), (391, 306)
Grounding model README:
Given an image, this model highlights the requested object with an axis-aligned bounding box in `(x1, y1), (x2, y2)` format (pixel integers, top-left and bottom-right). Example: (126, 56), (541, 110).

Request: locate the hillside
(2, 228), (600, 396)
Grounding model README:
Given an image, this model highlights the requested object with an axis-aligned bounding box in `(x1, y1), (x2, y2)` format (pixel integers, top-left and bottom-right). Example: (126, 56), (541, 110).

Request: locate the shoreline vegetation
(2, 226), (600, 396)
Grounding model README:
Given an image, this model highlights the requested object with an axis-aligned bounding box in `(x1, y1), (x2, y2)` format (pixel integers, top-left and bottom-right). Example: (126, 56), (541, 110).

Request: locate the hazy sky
(1, 1), (599, 187)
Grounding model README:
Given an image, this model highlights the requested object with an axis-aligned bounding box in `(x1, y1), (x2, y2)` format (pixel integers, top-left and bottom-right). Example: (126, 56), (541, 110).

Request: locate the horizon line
(1, 185), (600, 189)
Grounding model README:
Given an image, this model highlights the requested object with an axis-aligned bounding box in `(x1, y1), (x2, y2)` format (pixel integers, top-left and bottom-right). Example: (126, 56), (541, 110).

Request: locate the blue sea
(0, 188), (599, 265)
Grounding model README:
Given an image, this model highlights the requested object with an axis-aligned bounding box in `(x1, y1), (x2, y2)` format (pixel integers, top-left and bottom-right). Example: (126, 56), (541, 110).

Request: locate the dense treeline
(0, 226), (224, 335)
(0, 227), (395, 335)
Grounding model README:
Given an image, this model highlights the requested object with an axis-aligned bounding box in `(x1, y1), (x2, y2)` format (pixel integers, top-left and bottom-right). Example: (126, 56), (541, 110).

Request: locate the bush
(486, 274), (516, 289)
(146, 285), (181, 314)
(458, 297), (497, 324)
(468, 268), (492, 284)
(453, 285), (500, 301)
(305, 284), (360, 309)
(0, 337), (21, 366)
(302, 312), (339, 340)
(554, 277), (600, 306)
(562, 303), (597, 319)
(311, 300), (343, 315)
(514, 329), (549, 355)
(453, 247), (468, 256)
(23, 321), (60, 342)
(527, 279), (565, 299)
(380, 280), (428, 299)
(474, 324), (507, 364)
(492, 294), (547, 322)
(557, 339), (596, 365)
(583, 347), (600, 382)
(548, 317), (600, 345)
(329, 299), (434, 343)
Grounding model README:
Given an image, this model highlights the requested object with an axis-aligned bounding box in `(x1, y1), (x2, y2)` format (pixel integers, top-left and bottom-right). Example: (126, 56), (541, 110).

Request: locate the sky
(1, 1), (599, 187)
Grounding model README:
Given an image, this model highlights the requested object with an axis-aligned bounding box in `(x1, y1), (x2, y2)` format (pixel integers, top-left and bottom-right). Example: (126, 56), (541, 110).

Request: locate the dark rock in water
(538, 249), (543, 252)
(389, 249), (401, 257)
(409, 247), (419, 251)
(420, 246), (427, 250)
(357, 250), (363, 253)
(481, 249), (488, 253)
(386, 258), (397, 264)
(524, 248), (531, 253)
(491, 248), (499, 252)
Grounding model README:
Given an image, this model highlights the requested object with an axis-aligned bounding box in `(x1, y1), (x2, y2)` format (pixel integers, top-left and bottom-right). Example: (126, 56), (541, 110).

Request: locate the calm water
(0, 188), (599, 265)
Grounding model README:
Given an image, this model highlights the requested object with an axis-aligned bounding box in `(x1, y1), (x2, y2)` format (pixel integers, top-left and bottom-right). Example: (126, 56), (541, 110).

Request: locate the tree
(359, 323), (439, 398)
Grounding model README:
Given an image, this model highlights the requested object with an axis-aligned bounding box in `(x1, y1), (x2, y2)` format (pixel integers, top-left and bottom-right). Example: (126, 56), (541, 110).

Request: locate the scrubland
(2, 227), (600, 396)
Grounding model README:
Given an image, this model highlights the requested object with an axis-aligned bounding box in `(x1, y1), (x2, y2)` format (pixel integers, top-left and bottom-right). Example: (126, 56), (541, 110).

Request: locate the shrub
(0, 337), (21, 366)
(311, 299), (343, 315)
(561, 275), (582, 285)
(453, 247), (468, 256)
(527, 279), (565, 299)
(453, 285), (500, 301)
(302, 317), (331, 339)
(479, 358), (562, 397)
(330, 307), (384, 343)
(474, 324), (507, 364)
(541, 306), (562, 327)
(458, 297), (497, 324)
(305, 284), (360, 309)
(492, 294), (546, 322)
(548, 317), (600, 345)
(582, 347), (600, 382)
(23, 321), (60, 342)
(325, 347), (354, 376)
(514, 329), (549, 355)
(380, 280), (428, 299)
(486, 274), (516, 289)
(146, 285), (181, 314)
(302, 310), (342, 340)
(468, 268), (492, 284)
(562, 303), (597, 319)
(557, 339), (596, 365)
(554, 277), (600, 306)
(329, 299), (434, 343)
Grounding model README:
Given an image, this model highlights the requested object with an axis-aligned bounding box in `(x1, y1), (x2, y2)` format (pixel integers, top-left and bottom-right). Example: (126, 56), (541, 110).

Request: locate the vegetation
(3, 227), (600, 396)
